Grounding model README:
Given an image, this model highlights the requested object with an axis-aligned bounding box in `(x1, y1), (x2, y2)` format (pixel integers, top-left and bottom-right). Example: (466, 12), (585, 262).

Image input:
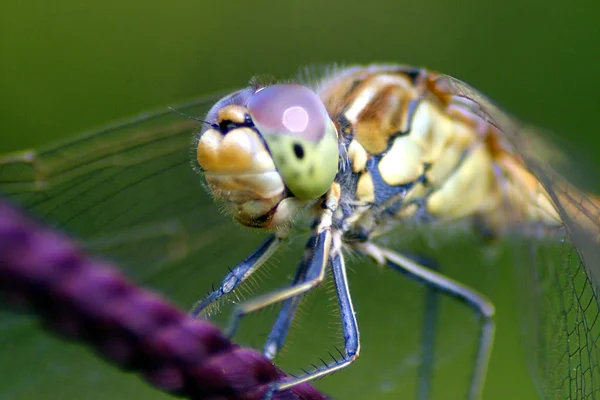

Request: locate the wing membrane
(0, 92), (245, 282)
(436, 74), (600, 399)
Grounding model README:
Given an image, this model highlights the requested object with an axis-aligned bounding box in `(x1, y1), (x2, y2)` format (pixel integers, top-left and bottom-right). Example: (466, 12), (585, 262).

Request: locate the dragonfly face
(195, 84), (339, 230)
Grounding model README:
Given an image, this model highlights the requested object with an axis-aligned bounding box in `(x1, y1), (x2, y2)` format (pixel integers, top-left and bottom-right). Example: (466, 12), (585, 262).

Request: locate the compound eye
(248, 84), (330, 142)
(247, 84), (339, 200)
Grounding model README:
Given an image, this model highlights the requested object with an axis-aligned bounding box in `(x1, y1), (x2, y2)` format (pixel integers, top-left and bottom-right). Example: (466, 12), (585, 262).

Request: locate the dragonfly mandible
(1, 64), (598, 400)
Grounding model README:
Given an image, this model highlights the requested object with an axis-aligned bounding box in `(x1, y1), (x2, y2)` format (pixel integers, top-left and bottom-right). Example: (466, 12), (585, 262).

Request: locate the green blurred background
(1, 0), (599, 399)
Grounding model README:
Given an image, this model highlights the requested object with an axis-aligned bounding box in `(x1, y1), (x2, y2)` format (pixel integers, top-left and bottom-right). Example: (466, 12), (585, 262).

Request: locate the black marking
(293, 143), (305, 159)
(218, 114), (255, 134)
(343, 228), (370, 242)
(366, 155), (416, 206)
(245, 208), (274, 227)
(218, 120), (237, 133)
(381, 98), (422, 154)
(337, 115), (354, 139)
(421, 163), (432, 186)
(398, 67), (425, 85)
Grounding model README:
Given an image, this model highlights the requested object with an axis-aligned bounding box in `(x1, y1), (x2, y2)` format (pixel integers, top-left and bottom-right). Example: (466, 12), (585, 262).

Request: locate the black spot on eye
(293, 143), (305, 159)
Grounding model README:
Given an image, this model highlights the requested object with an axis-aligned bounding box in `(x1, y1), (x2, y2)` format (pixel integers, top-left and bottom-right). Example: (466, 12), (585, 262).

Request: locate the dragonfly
(0, 64), (598, 400)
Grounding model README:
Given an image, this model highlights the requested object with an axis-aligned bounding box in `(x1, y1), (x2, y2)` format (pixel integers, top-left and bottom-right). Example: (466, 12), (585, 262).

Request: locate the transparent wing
(434, 74), (600, 399)
(0, 92), (250, 284)
(0, 91), (285, 399)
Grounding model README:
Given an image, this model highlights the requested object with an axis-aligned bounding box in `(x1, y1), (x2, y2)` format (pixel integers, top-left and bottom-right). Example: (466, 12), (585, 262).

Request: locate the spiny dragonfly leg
(226, 226), (332, 338)
(190, 233), (283, 317)
(263, 236), (316, 359)
(226, 185), (340, 339)
(264, 246), (360, 399)
(357, 242), (496, 400)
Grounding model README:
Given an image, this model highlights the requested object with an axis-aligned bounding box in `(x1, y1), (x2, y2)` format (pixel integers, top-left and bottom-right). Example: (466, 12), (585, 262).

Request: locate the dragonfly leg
(264, 246), (360, 399)
(263, 236), (315, 359)
(411, 254), (441, 400)
(357, 242), (496, 400)
(190, 233), (283, 317)
(226, 227), (332, 338)
(226, 185), (340, 338)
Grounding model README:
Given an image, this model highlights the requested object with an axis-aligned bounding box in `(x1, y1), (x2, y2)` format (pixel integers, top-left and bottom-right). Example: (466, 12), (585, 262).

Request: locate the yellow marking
(197, 127), (275, 174)
(270, 197), (308, 228)
(426, 142), (462, 186)
(325, 182), (342, 212)
(427, 146), (500, 219)
(347, 140), (368, 173)
(217, 104), (247, 124)
(378, 135), (424, 186)
(534, 191), (561, 224)
(425, 118), (477, 187)
(406, 102), (449, 163)
(356, 172), (375, 203)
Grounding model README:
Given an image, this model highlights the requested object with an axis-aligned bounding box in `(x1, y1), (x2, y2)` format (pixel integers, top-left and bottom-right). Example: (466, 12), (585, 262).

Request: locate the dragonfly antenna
(167, 107), (218, 129)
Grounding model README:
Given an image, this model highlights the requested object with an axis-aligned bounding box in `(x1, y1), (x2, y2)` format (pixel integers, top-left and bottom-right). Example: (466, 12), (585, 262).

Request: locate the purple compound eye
(245, 84), (339, 200)
(247, 84), (329, 142)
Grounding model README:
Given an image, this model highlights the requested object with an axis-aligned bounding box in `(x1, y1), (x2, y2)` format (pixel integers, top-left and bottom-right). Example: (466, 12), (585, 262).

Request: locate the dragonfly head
(195, 83), (339, 229)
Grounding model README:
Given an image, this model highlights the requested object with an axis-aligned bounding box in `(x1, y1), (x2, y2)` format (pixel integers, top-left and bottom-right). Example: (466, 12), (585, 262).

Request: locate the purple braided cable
(0, 201), (328, 400)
